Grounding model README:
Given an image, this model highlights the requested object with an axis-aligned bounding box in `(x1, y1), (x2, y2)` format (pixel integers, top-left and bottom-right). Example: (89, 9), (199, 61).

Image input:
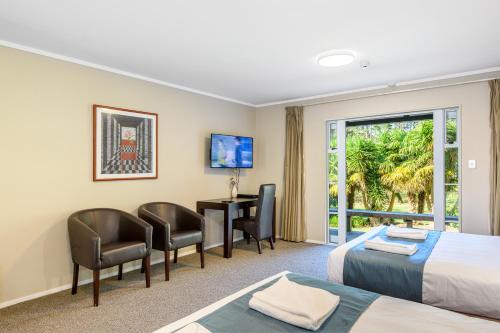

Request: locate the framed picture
(93, 105), (158, 181)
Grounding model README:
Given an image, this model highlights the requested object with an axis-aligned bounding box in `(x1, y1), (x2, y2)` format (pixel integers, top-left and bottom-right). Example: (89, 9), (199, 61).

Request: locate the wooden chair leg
(93, 270), (100, 307)
(256, 240), (262, 254)
(145, 255), (151, 288)
(118, 264), (123, 280)
(71, 263), (79, 295)
(269, 237), (275, 250)
(174, 249), (178, 264)
(200, 242), (205, 269)
(141, 258), (146, 273)
(164, 250), (170, 281)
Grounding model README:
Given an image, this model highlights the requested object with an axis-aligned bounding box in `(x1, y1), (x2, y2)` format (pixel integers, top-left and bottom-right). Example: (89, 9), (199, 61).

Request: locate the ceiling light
(317, 50), (355, 67)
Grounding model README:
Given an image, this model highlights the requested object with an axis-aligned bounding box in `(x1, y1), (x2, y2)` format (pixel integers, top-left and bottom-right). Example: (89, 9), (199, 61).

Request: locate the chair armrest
(67, 217), (101, 270)
(118, 212), (153, 254)
(138, 207), (170, 250)
(177, 206), (205, 241)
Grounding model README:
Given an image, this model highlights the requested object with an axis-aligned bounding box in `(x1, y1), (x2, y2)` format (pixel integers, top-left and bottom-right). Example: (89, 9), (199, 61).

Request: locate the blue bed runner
(194, 273), (379, 333)
(343, 227), (441, 302)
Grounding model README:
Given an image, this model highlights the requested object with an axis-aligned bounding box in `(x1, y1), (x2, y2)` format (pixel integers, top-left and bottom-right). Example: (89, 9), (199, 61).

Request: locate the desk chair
(233, 184), (276, 254)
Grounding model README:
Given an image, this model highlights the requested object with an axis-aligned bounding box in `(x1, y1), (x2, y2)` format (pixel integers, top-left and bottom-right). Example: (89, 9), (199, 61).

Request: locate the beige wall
(0, 46), (256, 305)
(256, 82), (491, 242)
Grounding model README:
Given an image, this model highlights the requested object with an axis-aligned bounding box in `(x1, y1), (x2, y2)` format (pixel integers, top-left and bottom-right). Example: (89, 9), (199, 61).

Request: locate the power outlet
(468, 160), (477, 169)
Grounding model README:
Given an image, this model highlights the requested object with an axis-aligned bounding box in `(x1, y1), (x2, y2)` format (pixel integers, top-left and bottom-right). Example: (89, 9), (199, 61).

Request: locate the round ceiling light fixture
(317, 50), (356, 67)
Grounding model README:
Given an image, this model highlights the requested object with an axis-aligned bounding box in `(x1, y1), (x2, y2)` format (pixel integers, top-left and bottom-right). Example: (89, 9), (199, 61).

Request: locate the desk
(196, 197), (276, 258)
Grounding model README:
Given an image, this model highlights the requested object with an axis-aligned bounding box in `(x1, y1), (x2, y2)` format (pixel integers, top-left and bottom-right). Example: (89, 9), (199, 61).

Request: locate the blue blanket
(343, 227), (441, 302)
(194, 273), (379, 333)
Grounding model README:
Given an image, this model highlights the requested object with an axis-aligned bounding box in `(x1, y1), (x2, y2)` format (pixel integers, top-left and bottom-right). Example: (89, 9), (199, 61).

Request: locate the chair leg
(145, 255), (151, 288)
(93, 270), (100, 307)
(164, 250), (170, 281)
(269, 237), (275, 250)
(174, 249), (178, 264)
(244, 231), (250, 244)
(256, 240), (262, 254)
(200, 242), (205, 269)
(71, 263), (79, 295)
(141, 258), (146, 273)
(118, 264), (123, 280)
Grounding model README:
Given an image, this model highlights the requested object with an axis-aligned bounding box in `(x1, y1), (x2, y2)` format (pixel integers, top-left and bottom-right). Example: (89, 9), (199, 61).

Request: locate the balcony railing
(329, 208), (458, 229)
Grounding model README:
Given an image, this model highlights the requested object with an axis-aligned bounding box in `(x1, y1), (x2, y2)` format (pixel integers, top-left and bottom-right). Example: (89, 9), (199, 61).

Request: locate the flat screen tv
(210, 134), (253, 168)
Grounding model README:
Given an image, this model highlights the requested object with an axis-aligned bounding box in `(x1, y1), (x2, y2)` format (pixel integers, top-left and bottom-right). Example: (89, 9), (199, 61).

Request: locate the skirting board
(305, 239), (327, 245)
(0, 237), (243, 310)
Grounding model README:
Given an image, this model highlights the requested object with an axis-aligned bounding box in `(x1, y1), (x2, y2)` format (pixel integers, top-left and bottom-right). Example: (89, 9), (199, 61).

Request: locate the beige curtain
(491, 79), (500, 236)
(282, 106), (306, 241)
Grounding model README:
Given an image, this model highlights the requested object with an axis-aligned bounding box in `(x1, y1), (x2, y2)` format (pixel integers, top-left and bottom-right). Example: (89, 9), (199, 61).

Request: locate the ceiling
(0, 0), (499, 106)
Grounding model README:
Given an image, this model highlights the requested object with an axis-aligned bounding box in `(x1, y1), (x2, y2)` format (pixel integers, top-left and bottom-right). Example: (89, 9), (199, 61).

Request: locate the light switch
(468, 160), (476, 169)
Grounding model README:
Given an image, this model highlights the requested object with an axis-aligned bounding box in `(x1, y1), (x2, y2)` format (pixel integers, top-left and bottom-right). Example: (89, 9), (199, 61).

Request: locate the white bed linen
(423, 232), (500, 318)
(327, 228), (500, 319)
(156, 271), (500, 333)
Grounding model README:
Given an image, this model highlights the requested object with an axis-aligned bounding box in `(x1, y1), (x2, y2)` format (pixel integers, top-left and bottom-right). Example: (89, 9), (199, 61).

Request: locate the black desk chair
(138, 202), (205, 281)
(233, 184), (276, 254)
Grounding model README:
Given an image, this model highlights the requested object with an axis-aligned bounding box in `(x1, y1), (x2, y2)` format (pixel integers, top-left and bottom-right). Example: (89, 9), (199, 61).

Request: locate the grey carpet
(0, 240), (333, 333)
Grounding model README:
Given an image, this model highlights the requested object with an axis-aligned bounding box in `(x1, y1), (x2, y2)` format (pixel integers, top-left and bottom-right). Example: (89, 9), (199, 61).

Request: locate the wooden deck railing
(328, 208), (458, 229)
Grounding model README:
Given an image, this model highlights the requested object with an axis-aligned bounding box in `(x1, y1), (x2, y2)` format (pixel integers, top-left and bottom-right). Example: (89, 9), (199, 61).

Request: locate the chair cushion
(101, 241), (147, 269)
(170, 230), (203, 250)
(233, 216), (258, 236)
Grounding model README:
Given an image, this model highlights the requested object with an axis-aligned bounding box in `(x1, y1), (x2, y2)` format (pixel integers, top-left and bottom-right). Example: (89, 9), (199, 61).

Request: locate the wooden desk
(196, 197), (276, 258)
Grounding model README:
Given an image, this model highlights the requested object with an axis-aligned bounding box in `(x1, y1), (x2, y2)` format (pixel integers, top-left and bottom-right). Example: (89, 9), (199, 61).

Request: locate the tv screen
(210, 134), (253, 168)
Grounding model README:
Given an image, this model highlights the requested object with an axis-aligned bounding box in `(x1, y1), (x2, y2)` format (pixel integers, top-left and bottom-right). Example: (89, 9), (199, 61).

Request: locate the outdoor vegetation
(329, 115), (459, 233)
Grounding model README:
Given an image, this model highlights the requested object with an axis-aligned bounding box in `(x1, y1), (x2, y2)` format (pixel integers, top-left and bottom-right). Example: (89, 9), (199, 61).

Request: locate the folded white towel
(249, 275), (339, 331)
(175, 323), (211, 333)
(365, 236), (418, 255)
(386, 225), (428, 240)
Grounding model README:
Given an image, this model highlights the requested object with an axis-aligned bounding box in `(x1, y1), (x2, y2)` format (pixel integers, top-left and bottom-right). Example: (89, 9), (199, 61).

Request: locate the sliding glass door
(327, 108), (460, 245)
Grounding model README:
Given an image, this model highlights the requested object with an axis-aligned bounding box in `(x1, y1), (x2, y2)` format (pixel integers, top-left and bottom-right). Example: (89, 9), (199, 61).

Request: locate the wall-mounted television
(210, 134), (253, 168)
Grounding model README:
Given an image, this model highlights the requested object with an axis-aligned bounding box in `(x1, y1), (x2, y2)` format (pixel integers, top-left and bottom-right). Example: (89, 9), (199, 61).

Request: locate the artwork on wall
(93, 105), (158, 181)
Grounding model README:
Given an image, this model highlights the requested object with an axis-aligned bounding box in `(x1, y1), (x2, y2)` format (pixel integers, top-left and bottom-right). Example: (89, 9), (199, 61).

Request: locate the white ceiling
(0, 0), (499, 106)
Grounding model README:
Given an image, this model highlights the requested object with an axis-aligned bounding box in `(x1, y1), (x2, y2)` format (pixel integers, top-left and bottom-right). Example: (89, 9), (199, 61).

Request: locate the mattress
(156, 271), (500, 333)
(327, 227), (500, 319)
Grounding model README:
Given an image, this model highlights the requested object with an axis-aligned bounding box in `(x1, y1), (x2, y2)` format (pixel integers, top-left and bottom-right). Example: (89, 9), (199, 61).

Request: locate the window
(328, 122), (339, 243)
(444, 108), (460, 232)
(326, 107), (461, 244)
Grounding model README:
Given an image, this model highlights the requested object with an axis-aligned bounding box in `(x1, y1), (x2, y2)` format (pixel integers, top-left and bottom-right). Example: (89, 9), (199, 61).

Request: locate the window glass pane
(446, 110), (457, 145)
(445, 184), (459, 218)
(329, 152), (338, 180)
(445, 148), (459, 183)
(446, 222), (459, 232)
(329, 122), (337, 150)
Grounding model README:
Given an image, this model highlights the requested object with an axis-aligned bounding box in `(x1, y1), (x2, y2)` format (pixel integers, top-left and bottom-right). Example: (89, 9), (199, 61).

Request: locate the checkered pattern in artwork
(102, 151), (151, 174)
(121, 145), (136, 153)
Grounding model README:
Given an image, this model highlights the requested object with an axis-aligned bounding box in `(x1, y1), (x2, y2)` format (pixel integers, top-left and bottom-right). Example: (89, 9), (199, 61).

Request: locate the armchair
(138, 202), (205, 281)
(68, 208), (152, 306)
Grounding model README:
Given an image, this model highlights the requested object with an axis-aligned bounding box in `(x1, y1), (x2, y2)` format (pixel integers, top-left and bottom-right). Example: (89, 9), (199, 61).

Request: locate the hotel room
(1, 1), (500, 332)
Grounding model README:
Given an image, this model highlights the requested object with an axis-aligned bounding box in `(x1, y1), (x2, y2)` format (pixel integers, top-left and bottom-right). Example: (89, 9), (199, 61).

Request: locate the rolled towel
(365, 236), (418, 255)
(175, 323), (211, 333)
(386, 225), (428, 240)
(249, 275), (340, 331)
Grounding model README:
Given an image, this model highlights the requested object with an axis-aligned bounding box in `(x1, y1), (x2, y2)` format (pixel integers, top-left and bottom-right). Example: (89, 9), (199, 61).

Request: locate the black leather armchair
(68, 208), (152, 306)
(138, 202), (205, 281)
(233, 184), (276, 254)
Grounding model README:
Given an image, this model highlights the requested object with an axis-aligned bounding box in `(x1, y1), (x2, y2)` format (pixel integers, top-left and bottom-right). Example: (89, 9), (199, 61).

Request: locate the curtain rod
(300, 77), (495, 108)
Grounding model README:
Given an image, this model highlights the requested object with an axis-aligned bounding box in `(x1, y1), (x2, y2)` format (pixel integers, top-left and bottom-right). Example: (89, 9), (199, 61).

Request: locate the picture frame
(93, 104), (158, 181)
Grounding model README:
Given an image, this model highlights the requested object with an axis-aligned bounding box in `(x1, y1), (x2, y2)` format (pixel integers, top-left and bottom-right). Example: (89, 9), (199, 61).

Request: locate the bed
(328, 225), (500, 319)
(155, 271), (500, 333)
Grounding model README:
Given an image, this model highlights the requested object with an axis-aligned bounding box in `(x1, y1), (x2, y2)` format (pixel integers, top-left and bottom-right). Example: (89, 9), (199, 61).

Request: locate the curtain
(282, 106), (306, 241)
(491, 79), (500, 236)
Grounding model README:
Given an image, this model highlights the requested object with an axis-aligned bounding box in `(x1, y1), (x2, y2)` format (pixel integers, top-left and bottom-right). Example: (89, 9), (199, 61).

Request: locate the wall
(0, 46), (256, 305)
(256, 82), (491, 242)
